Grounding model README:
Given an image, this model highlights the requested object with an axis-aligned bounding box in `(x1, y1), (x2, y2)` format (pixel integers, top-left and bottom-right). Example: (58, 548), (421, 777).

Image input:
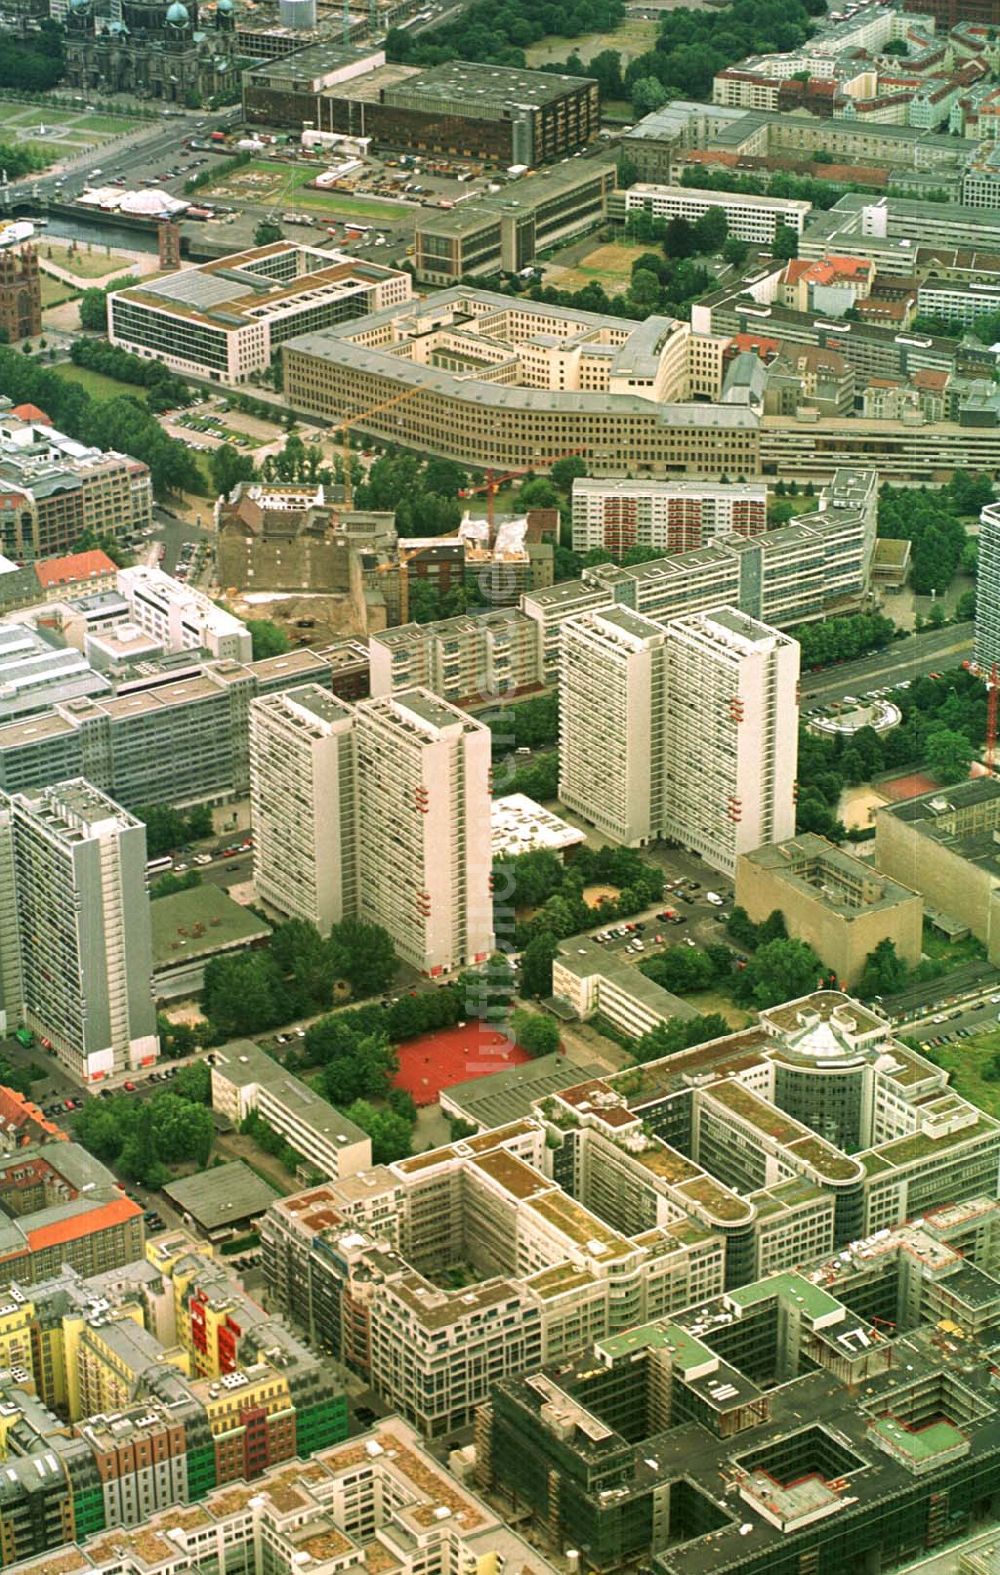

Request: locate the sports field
(395, 1023), (530, 1106)
(879, 770), (941, 802)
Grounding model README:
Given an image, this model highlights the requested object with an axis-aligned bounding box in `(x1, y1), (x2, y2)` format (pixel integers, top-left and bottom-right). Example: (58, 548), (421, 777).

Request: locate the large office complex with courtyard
(283, 289), (754, 476)
(108, 243), (411, 385)
(261, 991), (1000, 1442)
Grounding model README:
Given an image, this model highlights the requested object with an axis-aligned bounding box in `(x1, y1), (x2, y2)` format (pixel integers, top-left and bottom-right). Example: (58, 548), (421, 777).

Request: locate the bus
(146, 856), (173, 875)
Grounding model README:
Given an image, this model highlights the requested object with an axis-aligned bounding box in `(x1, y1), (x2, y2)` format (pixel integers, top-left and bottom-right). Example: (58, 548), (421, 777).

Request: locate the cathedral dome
(165, 0), (190, 23)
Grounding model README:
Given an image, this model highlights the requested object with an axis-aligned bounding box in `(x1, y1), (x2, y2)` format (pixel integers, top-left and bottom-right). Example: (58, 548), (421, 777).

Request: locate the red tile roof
(9, 404), (51, 424)
(28, 1196), (141, 1253)
(35, 550), (118, 589)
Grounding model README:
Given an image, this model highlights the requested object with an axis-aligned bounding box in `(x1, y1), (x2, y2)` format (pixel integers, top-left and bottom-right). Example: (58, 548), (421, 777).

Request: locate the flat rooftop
(151, 884), (271, 970)
(383, 58), (596, 112)
(163, 1161), (280, 1231)
(740, 833), (920, 917)
(443, 1052), (602, 1130)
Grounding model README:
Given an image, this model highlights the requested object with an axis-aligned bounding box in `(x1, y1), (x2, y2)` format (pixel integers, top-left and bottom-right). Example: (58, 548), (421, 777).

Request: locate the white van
(706, 891), (724, 906)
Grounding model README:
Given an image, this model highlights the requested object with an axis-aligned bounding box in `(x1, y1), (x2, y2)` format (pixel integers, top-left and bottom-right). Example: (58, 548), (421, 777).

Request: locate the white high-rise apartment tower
(558, 604), (799, 874)
(250, 684), (358, 934)
(560, 607), (667, 846)
(354, 688), (494, 975)
(663, 607), (799, 875)
(1, 779), (158, 1082)
(975, 501), (1000, 671)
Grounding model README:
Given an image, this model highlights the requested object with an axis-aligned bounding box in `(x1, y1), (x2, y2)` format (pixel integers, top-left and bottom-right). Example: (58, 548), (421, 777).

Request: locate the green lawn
(926, 1032), (1000, 1120)
(524, 16), (657, 65)
(39, 273), (79, 309)
(39, 242), (126, 279)
(285, 177), (411, 222)
(75, 114), (141, 134)
(51, 362), (146, 403)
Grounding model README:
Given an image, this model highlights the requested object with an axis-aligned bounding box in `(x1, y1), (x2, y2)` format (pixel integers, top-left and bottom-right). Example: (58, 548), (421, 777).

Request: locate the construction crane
(328, 380), (430, 508)
(462, 448), (589, 533)
(987, 662), (999, 774)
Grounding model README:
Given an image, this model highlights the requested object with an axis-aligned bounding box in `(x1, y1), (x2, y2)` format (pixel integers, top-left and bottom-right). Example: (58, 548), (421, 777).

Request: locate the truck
(13, 1028), (34, 1049)
(210, 130), (227, 144)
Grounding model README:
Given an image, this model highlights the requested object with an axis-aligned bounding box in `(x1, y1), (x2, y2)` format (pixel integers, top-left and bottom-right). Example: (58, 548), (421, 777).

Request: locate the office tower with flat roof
(663, 607), (799, 876)
(559, 607), (667, 847)
(6, 779), (157, 1082)
(354, 688), (493, 975)
(250, 683), (358, 934)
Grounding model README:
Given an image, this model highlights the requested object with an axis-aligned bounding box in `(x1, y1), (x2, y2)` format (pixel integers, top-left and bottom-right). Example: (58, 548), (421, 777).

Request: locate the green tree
(519, 477), (559, 509)
(551, 455), (587, 491)
(210, 443), (255, 498)
(664, 215), (696, 259)
(926, 726), (974, 783)
(635, 1012), (730, 1063)
(254, 219), (284, 246)
(246, 619), (289, 659)
(722, 235), (750, 267)
(520, 931), (557, 998)
(740, 937), (825, 1008)
(631, 75), (668, 116)
(463, 952), (517, 1023)
(202, 952), (288, 1036)
(346, 1099), (413, 1164)
(694, 206), (728, 254)
(322, 1032), (398, 1105)
(511, 1008), (561, 1057)
(772, 224), (799, 260)
(328, 919), (397, 997)
(172, 1060), (211, 1102)
(629, 267), (661, 307)
(857, 938), (908, 999)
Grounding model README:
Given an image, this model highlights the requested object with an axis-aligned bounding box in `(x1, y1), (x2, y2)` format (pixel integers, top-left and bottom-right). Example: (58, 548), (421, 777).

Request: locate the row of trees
(676, 163), (871, 214)
(69, 337), (192, 414)
(138, 803), (214, 857)
(792, 610), (897, 672)
(0, 348), (203, 497)
(201, 918), (397, 1039)
(0, 22), (64, 91)
(502, 262), (710, 327)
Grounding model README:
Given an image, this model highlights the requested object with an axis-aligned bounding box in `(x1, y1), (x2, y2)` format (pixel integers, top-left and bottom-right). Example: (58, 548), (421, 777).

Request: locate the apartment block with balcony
(662, 607), (799, 876)
(559, 607), (667, 846)
(1, 779), (157, 1083)
(250, 684), (358, 933)
(353, 688), (493, 975)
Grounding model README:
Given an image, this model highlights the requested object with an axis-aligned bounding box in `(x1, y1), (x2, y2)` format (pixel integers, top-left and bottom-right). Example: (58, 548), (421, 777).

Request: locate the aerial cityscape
(3, 0), (1000, 1571)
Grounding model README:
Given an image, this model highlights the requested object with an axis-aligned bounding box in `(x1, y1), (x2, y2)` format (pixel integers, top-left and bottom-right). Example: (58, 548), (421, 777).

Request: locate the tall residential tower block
(0, 780), (157, 1081)
(559, 605), (799, 873)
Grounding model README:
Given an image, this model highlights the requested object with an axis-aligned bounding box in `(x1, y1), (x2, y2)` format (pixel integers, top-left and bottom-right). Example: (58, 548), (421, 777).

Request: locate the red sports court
(395, 1022), (530, 1105)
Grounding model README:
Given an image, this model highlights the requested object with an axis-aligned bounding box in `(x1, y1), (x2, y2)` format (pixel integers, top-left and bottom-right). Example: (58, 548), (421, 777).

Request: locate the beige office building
(250, 684), (358, 934)
(283, 289), (754, 477)
(736, 834), (923, 987)
(663, 607), (799, 876)
(354, 688), (493, 975)
(559, 607), (667, 846)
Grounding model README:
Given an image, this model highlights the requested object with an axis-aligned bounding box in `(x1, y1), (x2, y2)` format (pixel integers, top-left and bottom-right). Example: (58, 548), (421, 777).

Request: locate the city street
(800, 621), (974, 705)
